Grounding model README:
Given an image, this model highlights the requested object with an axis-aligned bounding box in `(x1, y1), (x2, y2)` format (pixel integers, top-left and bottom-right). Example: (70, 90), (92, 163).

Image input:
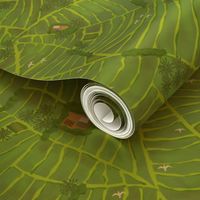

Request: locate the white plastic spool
(80, 84), (135, 139)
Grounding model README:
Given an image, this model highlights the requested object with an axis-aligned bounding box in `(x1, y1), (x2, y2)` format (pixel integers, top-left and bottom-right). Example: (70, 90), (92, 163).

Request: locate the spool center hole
(93, 102), (122, 131)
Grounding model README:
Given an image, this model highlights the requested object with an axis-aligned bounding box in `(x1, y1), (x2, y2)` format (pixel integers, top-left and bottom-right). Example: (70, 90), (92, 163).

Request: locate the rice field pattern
(0, 0), (200, 199)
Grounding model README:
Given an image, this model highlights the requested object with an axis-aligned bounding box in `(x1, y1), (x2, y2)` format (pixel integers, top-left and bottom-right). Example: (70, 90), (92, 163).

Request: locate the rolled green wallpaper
(0, 0), (200, 199)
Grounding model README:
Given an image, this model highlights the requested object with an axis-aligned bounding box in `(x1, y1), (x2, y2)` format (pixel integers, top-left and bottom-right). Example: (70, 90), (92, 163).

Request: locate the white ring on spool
(80, 83), (135, 139)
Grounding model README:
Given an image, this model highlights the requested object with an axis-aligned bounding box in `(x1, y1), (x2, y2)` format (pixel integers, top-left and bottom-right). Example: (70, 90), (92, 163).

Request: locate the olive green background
(0, 0), (200, 199)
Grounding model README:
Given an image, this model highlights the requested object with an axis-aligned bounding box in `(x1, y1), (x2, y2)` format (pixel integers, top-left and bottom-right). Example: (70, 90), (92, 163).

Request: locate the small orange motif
(62, 112), (91, 130)
(52, 25), (69, 31)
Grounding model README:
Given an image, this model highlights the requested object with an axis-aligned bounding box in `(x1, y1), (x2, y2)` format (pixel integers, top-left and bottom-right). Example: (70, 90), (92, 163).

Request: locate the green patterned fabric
(0, 0), (200, 199)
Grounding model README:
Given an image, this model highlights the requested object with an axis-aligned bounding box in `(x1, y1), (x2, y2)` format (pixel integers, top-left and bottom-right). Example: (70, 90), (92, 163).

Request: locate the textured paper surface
(0, 0), (200, 199)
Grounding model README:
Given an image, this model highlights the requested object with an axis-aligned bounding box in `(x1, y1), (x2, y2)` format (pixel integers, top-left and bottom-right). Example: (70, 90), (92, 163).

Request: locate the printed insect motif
(40, 58), (47, 63)
(134, 13), (146, 25)
(158, 164), (172, 172)
(50, 24), (78, 39)
(146, 14), (152, 18)
(76, 68), (83, 74)
(52, 24), (69, 31)
(28, 61), (34, 68)
(49, 18), (83, 40)
(140, 14), (144, 18)
(112, 191), (125, 199)
(175, 128), (185, 133)
(134, 19), (140, 25)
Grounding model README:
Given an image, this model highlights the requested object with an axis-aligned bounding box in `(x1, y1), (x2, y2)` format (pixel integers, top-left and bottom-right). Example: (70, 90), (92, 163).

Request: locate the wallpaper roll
(1, 1), (200, 199)
(0, 0), (200, 139)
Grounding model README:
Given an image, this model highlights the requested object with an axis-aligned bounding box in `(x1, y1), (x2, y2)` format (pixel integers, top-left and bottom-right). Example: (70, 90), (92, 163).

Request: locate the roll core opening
(80, 83), (135, 139)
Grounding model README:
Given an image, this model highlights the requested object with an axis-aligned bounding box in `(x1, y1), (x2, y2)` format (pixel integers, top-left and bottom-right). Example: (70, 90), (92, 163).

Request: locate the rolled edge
(80, 83), (135, 139)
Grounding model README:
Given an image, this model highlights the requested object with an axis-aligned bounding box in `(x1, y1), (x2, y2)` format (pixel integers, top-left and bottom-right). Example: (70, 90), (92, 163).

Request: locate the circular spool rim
(80, 83), (135, 139)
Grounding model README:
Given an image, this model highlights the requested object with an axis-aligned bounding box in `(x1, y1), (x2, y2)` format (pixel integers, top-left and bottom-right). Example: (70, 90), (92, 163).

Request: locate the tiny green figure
(60, 178), (87, 200)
